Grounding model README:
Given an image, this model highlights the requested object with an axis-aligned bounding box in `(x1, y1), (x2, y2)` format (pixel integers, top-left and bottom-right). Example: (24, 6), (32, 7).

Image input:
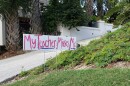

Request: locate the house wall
(0, 15), (5, 46)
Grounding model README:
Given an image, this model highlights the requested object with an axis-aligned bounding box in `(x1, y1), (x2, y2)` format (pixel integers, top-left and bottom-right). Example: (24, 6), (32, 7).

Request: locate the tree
(106, 0), (119, 9)
(96, 0), (105, 18)
(41, 0), (61, 34)
(0, 0), (30, 51)
(62, 0), (88, 29)
(105, 0), (130, 25)
(42, 0), (88, 33)
(30, 0), (42, 34)
(86, 0), (93, 17)
(92, 0), (117, 19)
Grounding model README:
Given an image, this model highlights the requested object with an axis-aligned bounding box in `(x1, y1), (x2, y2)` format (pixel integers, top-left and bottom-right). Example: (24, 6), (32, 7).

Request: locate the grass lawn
(3, 69), (130, 86)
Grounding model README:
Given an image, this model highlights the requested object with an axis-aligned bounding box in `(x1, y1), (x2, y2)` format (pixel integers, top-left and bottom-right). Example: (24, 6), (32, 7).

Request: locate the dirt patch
(73, 63), (96, 70)
(106, 61), (130, 68)
(73, 61), (130, 70)
(0, 50), (25, 60)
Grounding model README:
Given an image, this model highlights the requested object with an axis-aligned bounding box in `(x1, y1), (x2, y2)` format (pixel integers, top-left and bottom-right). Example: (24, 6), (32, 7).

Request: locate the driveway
(0, 50), (61, 83)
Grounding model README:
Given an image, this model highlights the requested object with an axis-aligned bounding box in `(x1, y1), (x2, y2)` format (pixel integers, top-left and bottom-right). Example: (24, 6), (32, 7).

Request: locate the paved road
(0, 51), (61, 83)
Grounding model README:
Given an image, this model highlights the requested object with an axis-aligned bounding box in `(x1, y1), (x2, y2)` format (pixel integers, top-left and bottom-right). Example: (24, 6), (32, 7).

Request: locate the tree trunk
(30, 0), (42, 34)
(97, 0), (103, 18)
(86, 0), (93, 17)
(5, 11), (20, 51)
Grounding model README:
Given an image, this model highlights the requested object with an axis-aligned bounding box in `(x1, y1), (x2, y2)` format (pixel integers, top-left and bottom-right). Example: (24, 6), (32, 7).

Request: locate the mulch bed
(0, 50), (25, 60)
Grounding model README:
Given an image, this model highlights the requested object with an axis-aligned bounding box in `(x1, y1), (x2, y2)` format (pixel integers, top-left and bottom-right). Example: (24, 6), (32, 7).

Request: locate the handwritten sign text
(23, 34), (76, 51)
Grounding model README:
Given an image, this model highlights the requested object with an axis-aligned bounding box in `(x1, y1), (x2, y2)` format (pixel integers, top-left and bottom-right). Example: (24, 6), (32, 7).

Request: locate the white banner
(23, 34), (76, 51)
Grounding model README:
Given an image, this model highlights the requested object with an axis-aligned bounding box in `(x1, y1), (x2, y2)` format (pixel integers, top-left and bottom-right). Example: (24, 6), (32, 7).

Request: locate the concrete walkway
(78, 36), (101, 46)
(0, 36), (101, 83)
(0, 51), (61, 83)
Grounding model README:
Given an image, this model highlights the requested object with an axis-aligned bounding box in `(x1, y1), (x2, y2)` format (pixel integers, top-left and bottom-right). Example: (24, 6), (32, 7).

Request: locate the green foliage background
(105, 0), (130, 25)
(41, 0), (89, 33)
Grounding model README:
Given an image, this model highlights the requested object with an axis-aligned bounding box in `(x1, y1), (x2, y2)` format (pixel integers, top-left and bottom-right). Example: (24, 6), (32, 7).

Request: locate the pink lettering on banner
(23, 34), (76, 51)
(61, 39), (69, 48)
(24, 34), (31, 50)
(24, 34), (37, 50)
(50, 40), (56, 48)
(38, 35), (42, 49)
(57, 37), (62, 49)
(70, 37), (76, 49)
(31, 39), (36, 49)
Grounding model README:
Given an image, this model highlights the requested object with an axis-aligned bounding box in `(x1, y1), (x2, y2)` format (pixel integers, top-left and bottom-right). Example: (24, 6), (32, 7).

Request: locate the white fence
(70, 27), (102, 41)
(58, 20), (117, 41)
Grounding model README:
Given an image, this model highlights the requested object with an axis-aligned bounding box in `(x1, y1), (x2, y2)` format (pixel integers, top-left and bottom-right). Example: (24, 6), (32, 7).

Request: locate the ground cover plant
(45, 22), (130, 69)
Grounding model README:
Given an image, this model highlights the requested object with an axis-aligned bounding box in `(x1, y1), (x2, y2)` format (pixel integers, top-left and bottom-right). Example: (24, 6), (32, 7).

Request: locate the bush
(19, 71), (29, 77)
(45, 23), (130, 69)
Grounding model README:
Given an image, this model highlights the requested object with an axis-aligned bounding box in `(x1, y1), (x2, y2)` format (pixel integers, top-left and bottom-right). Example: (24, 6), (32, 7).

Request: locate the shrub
(45, 22), (130, 68)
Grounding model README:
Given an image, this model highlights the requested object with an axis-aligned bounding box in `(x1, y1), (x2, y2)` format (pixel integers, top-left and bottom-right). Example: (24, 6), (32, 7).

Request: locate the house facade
(0, 15), (5, 46)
